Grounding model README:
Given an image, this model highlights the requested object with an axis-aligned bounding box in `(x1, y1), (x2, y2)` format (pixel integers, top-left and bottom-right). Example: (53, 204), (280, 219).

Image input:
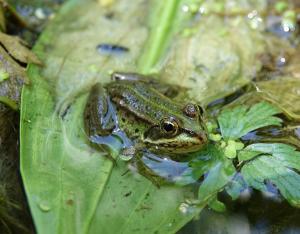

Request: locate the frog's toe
(119, 146), (136, 161)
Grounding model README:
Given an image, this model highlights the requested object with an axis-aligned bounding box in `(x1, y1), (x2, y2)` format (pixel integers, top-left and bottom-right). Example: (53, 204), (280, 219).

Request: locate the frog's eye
(183, 103), (198, 118)
(160, 117), (179, 136)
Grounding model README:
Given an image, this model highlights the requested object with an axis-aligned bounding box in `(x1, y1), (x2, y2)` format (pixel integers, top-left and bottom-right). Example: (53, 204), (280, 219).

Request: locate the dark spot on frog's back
(96, 43), (129, 55)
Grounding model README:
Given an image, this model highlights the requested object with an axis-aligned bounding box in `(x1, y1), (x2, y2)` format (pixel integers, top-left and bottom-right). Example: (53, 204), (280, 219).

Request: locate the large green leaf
(20, 1), (203, 233)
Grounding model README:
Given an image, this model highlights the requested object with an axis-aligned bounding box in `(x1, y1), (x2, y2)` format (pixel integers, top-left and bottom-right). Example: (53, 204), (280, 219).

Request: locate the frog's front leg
(130, 151), (168, 187)
(84, 83), (116, 138)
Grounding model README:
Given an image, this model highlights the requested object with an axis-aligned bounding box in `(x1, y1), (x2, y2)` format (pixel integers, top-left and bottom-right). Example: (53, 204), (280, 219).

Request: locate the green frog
(84, 72), (208, 159)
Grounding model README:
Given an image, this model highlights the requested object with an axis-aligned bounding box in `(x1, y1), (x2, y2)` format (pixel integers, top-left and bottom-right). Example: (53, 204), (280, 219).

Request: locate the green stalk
(138, 0), (181, 73)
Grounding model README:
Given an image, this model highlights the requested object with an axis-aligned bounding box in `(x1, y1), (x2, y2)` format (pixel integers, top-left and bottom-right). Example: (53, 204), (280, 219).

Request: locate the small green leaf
(241, 143), (300, 207)
(238, 150), (261, 161)
(218, 102), (282, 140)
(198, 158), (235, 204)
(242, 155), (300, 207)
(244, 143), (300, 171)
(189, 144), (223, 183)
(224, 140), (244, 159)
(224, 143), (237, 159)
(209, 133), (222, 141)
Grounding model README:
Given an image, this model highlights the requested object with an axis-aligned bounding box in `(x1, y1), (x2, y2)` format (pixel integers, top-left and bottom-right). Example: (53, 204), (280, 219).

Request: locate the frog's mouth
(144, 132), (208, 154)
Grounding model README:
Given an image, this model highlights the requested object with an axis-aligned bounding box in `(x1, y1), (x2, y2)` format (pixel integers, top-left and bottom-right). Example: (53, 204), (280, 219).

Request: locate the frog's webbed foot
(131, 152), (168, 187)
(84, 83), (116, 137)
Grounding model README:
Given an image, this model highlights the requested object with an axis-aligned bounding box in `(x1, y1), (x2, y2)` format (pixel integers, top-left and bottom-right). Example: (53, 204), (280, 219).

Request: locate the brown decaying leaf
(0, 32), (43, 109)
(0, 32), (42, 65)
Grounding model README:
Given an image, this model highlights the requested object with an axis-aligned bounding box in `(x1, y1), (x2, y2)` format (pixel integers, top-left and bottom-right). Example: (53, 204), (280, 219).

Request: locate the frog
(84, 72), (208, 160)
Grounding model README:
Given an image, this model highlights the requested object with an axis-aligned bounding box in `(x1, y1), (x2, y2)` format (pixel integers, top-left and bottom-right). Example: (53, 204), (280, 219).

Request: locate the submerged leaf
(256, 77), (300, 120)
(218, 102), (282, 140)
(159, 3), (267, 104)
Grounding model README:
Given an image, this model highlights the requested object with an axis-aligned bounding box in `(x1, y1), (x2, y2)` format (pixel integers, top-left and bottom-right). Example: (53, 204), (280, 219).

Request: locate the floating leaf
(188, 145), (236, 205)
(225, 173), (248, 200)
(238, 150), (261, 161)
(241, 143), (300, 207)
(218, 102), (282, 140)
(242, 155), (300, 207)
(243, 143), (300, 172)
(198, 159), (235, 204)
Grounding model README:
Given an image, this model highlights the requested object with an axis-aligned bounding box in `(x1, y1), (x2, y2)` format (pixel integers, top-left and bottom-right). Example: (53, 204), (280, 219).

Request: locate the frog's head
(143, 103), (208, 154)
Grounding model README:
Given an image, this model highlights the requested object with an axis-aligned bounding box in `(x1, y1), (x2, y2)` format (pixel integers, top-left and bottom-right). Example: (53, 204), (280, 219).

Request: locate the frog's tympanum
(84, 72), (208, 160)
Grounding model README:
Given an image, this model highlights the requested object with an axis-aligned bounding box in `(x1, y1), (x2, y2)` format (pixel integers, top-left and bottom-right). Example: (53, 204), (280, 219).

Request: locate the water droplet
(179, 200), (200, 215)
(277, 56), (286, 67)
(119, 146), (135, 161)
(38, 201), (51, 212)
(179, 202), (189, 214)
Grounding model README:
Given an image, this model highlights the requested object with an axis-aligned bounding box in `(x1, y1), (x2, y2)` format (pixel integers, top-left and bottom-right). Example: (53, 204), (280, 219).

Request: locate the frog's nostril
(197, 132), (208, 143)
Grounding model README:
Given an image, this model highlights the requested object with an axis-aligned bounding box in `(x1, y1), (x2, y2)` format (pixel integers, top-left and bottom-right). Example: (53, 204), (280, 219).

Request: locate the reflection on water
(179, 191), (300, 234)
(141, 152), (195, 184)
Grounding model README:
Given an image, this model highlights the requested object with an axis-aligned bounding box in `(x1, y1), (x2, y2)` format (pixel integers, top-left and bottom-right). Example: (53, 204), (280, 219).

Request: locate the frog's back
(106, 81), (185, 124)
